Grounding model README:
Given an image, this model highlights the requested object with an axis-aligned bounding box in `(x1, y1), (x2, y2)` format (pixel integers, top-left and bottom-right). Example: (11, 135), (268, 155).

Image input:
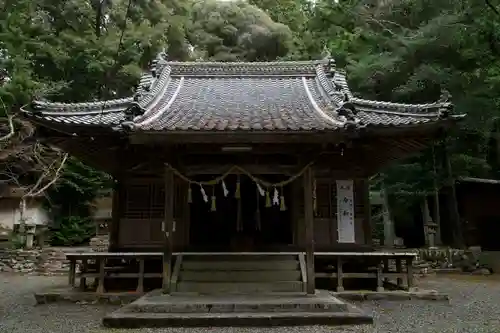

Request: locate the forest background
(1, 0), (498, 247)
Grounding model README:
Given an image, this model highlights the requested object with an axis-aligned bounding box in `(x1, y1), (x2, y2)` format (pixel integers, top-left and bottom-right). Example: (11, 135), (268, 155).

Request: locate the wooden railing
(66, 251), (417, 294)
(315, 251), (417, 291)
(66, 252), (163, 293)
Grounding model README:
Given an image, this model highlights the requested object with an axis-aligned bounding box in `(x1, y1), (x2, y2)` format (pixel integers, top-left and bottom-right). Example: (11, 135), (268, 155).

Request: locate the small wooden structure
(447, 177), (500, 248)
(23, 54), (462, 294)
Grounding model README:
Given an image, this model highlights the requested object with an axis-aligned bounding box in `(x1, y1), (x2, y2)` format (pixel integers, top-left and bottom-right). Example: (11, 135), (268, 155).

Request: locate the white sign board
(336, 180), (355, 243)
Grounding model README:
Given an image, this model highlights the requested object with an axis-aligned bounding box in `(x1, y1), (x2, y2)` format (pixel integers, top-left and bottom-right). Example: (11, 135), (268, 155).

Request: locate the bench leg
(79, 259), (87, 291)
(383, 258), (389, 284)
(406, 258), (414, 291)
(376, 260), (384, 292)
(396, 258), (403, 288)
(68, 259), (76, 287)
(136, 259), (145, 293)
(97, 258), (105, 294)
(336, 257), (344, 292)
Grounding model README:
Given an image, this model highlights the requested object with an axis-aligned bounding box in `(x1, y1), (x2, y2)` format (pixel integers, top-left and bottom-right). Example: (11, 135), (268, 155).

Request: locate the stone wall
(0, 247), (90, 275)
(0, 233), (110, 274)
(89, 234), (110, 252)
(0, 248), (40, 273)
(413, 247), (484, 274)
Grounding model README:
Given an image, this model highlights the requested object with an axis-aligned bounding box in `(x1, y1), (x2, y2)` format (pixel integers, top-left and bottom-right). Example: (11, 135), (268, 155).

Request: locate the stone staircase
(103, 254), (374, 328)
(173, 254), (305, 294)
(103, 289), (373, 328)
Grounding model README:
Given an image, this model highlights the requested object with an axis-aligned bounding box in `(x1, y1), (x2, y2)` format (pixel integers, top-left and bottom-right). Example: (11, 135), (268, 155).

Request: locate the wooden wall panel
(115, 171), (371, 249)
(118, 218), (162, 247)
(117, 175), (186, 248)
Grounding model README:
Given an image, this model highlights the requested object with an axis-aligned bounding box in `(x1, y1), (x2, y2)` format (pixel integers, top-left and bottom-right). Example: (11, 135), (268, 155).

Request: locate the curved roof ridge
(350, 97), (451, 112)
(136, 77), (185, 128)
(136, 65), (172, 109)
(27, 107), (127, 117)
(165, 59), (330, 66)
(165, 60), (331, 77)
(30, 97), (133, 111)
(301, 77), (345, 127)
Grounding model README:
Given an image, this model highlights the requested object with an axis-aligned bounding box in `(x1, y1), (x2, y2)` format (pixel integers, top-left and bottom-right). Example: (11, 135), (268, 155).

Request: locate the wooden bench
(314, 251), (417, 292)
(66, 252), (163, 294)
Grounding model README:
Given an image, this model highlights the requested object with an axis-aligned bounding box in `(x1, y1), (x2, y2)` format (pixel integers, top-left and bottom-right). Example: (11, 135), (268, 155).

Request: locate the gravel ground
(1, 274), (499, 333)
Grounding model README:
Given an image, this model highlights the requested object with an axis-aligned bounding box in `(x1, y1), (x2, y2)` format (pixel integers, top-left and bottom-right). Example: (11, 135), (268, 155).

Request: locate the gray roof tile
(22, 58), (459, 132)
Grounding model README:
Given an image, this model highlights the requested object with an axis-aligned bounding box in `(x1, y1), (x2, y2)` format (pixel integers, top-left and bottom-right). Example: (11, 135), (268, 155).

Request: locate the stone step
(125, 297), (347, 313)
(182, 260), (299, 271)
(183, 255), (298, 261)
(176, 281), (304, 293)
(103, 308), (373, 328)
(180, 270), (301, 282)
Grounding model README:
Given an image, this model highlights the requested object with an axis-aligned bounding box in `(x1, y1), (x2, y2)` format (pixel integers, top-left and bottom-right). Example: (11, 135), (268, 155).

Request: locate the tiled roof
(22, 54), (460, 132)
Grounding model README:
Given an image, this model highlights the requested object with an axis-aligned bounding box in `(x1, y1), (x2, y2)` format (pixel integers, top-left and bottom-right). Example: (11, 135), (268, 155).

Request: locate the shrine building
(22, 53), (463, 298)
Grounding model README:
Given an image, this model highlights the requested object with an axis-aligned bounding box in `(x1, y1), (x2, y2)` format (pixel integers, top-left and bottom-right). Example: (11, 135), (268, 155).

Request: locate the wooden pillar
(109, 180), (121, 251)
(182, 182), (191, 248)
(303, 166), (315, 294)
(381, 181), (395, 248)
(162, 166), (174, 294)
(109, 147), (125, 251)
(361, 179), (372, 246)
(291, 181), (301, 246)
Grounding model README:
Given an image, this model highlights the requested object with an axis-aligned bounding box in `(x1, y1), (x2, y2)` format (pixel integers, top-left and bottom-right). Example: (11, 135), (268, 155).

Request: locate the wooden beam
(303, 166), (315, 294)
(184, 164), (298, 176)
(162, 166), (175, 294)
(129, 132), (345, 144)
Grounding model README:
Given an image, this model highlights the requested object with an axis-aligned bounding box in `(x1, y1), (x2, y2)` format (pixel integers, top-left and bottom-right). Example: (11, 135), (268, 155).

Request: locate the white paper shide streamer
(222, 180), (229, 197)
(257, 183), (265, 197)
(272, 187), (280, 206)
(200, 185), (208, 203)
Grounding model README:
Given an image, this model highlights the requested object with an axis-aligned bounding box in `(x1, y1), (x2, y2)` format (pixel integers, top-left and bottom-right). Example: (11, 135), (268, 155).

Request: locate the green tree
(0, 0), (186, 245)
(187, 0), (294, 61)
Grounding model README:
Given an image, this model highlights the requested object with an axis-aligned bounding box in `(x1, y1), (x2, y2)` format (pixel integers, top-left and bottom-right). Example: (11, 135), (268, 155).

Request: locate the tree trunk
(442, 139), (464, 248)
(432, 144), (442, 245)
(433, 189), (442, 246)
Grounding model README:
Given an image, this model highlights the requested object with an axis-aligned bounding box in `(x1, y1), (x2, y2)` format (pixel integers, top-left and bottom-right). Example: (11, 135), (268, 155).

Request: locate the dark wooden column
(109, 150), (124, 251)
(162, 166), (175, 294)
(303, 166), (315, 294)
(361, 178), (372, 246)
(108, 181), (121, 251)
(291, 180), (301, 246)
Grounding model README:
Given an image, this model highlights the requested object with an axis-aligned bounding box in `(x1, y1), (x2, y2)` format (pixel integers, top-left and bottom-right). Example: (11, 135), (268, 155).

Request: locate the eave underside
(40, 124), (444, 178)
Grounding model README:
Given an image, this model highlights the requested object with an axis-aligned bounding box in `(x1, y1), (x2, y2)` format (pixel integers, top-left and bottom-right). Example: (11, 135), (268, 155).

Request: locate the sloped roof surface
(23, 54), (458, 132)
